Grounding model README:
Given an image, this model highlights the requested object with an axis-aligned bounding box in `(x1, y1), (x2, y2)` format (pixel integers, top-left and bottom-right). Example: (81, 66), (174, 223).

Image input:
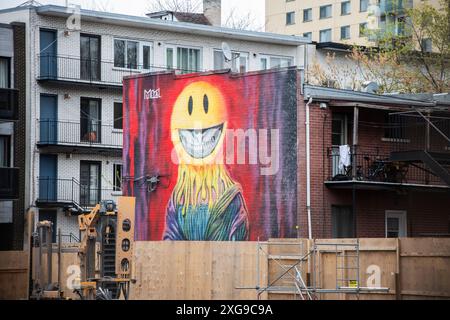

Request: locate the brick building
(0, 22), (26, 250)
(299, 85), (450, 238)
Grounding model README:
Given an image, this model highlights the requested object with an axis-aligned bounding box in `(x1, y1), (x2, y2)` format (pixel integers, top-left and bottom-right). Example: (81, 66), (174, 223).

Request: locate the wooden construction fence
(0, 251), (29, 300)
(3, 237), (448, 300)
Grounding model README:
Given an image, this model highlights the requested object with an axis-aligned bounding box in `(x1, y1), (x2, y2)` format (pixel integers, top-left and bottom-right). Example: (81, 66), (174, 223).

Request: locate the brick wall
(12, 22), (26, 250)
(298, 101), (450, 239)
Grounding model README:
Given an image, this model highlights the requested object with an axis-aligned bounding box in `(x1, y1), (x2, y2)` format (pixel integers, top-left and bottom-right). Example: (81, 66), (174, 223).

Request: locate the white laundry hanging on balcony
(339, 145), (351, 170)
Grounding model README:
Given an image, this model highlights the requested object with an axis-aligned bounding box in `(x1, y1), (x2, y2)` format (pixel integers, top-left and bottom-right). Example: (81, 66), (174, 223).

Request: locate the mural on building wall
(123, 68), (298, 241)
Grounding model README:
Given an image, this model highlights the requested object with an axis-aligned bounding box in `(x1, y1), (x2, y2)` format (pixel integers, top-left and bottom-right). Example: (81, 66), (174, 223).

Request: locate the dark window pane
(114, 102), (123, 130)
(127, 41), (138, 69)
(332, 206), (354, 238)
(143, 45), (150, 69)
(0, 135), (11, 167)
(114, 40), (125, 68)
(114, 164), (122, 191)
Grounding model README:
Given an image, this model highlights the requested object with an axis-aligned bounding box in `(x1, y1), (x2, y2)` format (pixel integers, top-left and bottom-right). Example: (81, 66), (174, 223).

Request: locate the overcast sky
(0, 0), (265, 29)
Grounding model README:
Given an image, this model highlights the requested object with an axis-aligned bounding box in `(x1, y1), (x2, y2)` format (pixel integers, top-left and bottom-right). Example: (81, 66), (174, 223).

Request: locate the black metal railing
(327, 149), (444, 185)
(57, 233), (80, 243)
(37, 177), (121, 210)
(38, 120), (122, 149)
(0, 167), (19, 199)
(0, 88), (18, 121)
(387, 113), (450, 154)
(38, 55), (146, 86)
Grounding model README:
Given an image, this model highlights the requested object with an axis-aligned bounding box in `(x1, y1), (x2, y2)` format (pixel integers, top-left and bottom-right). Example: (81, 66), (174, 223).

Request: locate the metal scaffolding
(251, 239), (389, 300)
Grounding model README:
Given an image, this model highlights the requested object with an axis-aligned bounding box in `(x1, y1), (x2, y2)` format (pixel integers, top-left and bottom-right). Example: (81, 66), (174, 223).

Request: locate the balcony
(37, 55), (144, 88)
(37, 120), (122, 156)
(326, 107), (450, 190)
(0, 88), (18, 121)
(326, 149), (448, 190)
(0, 167), (19, 200)
(36, 178), (121, 212)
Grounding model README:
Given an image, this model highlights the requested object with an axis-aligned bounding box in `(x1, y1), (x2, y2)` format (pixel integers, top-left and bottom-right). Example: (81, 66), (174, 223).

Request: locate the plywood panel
(0, 251), (29, 300)
(131, 241), (265, 300)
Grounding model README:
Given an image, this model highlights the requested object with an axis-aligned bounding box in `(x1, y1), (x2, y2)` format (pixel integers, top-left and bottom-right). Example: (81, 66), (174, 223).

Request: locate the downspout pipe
(306, 96), (313, 239)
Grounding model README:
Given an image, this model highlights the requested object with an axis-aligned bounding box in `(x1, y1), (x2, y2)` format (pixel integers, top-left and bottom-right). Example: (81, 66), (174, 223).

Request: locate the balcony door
(40, 94), (58, 144)
(39, 154), (57, 202)
(39, 29), (57, 79)
(80, 34), (101, 81)
(80, 161), (101, 207)
(80, 98), (101, 144)
(331, 113), (348, 177)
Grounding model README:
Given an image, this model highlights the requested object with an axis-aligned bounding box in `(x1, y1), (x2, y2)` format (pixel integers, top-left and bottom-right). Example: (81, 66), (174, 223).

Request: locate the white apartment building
(0, 2), (308, 241)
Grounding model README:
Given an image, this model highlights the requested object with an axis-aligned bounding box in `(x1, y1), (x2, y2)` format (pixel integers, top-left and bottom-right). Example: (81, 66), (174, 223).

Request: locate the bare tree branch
(147, 0), (202, 13)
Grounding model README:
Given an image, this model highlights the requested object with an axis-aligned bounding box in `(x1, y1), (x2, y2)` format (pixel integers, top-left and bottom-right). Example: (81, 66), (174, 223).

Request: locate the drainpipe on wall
(306, 96), (313, 239)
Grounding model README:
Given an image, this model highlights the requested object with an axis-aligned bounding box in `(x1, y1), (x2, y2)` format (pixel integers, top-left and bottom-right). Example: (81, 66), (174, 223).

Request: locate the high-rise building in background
(266, 0), (441, 45)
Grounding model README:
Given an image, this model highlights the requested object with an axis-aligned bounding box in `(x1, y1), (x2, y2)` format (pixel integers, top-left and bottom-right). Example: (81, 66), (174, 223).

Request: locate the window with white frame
(166, 45), (201, 74)
(320, 29), (332, 42)
(114, 39), (153, 70)
(385, 211), (407, 238)
(213, 50), (249, 73)
(260, 55), (293, 70)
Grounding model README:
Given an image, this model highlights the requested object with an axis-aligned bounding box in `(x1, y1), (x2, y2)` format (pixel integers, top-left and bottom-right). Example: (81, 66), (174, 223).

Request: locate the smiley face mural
(123, 69), (298, 241)
(165, 81), (249, 240)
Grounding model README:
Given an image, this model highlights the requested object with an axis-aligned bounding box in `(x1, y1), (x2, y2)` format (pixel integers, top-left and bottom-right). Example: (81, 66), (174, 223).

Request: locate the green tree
(374, 0), (450, 92)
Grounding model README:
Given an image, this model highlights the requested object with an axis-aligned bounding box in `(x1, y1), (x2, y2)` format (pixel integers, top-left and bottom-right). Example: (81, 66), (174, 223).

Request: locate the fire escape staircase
(389, 110), (450, 187)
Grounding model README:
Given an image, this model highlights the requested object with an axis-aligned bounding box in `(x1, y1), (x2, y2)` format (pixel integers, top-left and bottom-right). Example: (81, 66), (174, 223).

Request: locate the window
(320, 5), (332, 19)
(166, 46), (201, 74)
(332, 114), (347, 146)
(385, 211), (407, 238)
(286, 11), (295, 25)
(260, 57), (267, 70)
(114, 39), (152, 70)
(80, 98), (101, 143)
(303, 8), (312, 22)
(384, 114), (407, 140)
(214, 50), (249, 73)
(341, 25), (351, 40)
(260, 55), (293, 70)
(341, 1), (351, 15)
(359, 22), (368, 37)
(80, 161), (101, 207)
(319, 29), (332, 42)
(0, 135), (11, 167)
(142, 45), (151, 69)
(0, 57), (10, 88)
(113, 164), (122, 192)
(303, 32), (312, 40)
(421, 38), (432, 53)
(332, 206), (354, 238)
(0, 201), (13, 224)
(80, 34), (101, 81)
(360, 0), (369, 12)
(114, 39), (136, 69)
(114, 102), (123, 130)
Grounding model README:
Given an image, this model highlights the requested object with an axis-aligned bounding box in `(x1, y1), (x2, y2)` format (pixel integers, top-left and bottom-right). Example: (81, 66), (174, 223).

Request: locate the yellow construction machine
(76, 197), (135, 300)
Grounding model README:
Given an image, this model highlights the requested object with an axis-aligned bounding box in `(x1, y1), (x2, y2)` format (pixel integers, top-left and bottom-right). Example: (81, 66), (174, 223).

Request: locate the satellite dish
(221, 42), (232, 62)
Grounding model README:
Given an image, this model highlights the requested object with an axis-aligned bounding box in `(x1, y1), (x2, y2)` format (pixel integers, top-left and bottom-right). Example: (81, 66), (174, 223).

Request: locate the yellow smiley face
(171, 81), (228, 165)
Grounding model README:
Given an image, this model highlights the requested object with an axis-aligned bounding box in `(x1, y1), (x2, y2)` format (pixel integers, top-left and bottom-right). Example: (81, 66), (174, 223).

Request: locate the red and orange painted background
(123, 68), (298, 241)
